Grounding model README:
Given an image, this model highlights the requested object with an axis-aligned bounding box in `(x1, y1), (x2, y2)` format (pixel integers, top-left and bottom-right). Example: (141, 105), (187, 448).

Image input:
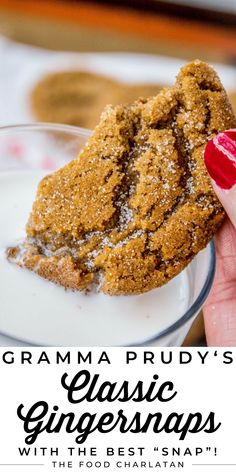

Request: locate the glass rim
(0, 122), (91, 138)
(0, 123), (216, 346)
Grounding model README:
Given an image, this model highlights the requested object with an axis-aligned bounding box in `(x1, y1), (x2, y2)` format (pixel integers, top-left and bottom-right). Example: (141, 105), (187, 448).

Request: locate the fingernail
(204, 130), (236, 190)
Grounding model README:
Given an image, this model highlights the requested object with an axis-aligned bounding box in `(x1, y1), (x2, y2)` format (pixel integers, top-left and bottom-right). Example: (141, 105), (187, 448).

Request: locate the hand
(203, 130), (236, 346)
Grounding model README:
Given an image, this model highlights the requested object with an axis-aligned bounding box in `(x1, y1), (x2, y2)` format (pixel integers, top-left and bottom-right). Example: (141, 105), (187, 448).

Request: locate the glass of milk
(0, 124), (215, 347)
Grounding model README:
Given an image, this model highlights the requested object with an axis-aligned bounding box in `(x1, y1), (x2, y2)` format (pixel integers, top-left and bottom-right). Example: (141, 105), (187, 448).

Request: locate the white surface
(162, 0), (236, 14)
(0, 36), (236, 128)
(0, 170), (191, 346)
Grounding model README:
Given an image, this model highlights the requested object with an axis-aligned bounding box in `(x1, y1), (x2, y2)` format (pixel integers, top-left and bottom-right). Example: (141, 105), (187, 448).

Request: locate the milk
(0, 170), (190, 346)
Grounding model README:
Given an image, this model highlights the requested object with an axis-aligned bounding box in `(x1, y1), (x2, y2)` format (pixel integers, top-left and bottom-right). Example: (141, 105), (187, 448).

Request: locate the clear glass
(0, 123), (90, 172)
(0, 124), (215, 347)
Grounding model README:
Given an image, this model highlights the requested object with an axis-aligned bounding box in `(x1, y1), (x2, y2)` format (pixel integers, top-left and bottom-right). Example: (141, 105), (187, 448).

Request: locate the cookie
(229, 90), (236, 116)
(9, 60), (236, 295)
(31, 70), (162, 129)
(118, 83), (164, 105)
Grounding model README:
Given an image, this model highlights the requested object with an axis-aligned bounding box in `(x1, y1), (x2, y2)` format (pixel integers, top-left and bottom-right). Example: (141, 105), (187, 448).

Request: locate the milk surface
(0, 171), (190, 346)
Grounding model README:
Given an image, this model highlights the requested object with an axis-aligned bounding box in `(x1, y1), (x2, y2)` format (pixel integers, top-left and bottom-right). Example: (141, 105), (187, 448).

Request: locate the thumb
(204, 130), (236, 227)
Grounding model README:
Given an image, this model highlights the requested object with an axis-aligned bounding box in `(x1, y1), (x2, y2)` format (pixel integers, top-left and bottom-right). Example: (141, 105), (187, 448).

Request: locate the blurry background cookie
(229, 90), (236, 115)
(31, 70), (162, 129)
(118, 83), (164, 105)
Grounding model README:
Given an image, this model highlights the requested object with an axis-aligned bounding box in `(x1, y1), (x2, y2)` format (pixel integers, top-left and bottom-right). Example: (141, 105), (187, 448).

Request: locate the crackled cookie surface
(8, 61), (236, 295)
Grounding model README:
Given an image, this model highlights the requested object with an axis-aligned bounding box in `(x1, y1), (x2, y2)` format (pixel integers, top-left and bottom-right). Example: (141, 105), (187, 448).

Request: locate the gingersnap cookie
(118, 83), (163, 106)
(229, 90), (236, 116)
(31, 71), (120, 129)
(31, 70), (162, 129)
(9, 60), (236, 295)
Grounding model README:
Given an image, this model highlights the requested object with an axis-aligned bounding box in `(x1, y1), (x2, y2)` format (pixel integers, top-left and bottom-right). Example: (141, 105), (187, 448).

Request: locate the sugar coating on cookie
(8, 61), (236, 295)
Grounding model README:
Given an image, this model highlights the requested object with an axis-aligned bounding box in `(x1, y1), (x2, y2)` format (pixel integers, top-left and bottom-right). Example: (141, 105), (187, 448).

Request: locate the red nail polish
(204, 130), (236, 190)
